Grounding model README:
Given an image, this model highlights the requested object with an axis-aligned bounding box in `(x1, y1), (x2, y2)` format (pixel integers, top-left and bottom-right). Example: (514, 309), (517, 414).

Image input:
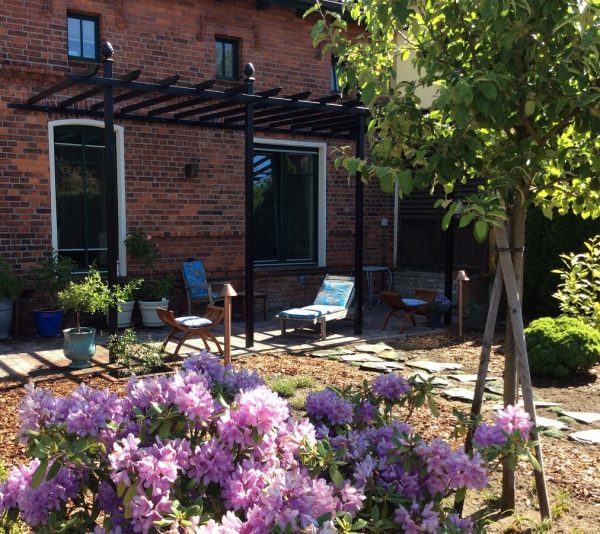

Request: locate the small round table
(352, 265), (393, 308)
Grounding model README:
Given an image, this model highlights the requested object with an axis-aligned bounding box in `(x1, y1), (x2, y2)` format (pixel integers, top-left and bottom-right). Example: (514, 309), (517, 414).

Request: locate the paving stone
(408, 372), (449, 388)
(568, 429), (600, 444)
(359, 361), (403, 373)
(441, 387), (475, 402)
(355, 342), (394, 354)
(536, 416), (569, 430)
(406, 360), (463, 373)
(340, 353), (384, 363)
(559, 411), (600, 424)
(447, 374), (496, 383)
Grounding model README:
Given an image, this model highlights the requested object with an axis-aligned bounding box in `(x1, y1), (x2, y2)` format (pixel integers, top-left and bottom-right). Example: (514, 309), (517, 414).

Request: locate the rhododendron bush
(0, 352), (537, 533)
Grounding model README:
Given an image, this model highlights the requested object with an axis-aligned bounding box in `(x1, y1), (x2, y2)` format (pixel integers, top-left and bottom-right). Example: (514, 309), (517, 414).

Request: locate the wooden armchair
(381, 289), (437, 332)
(157, 305), (224, 356)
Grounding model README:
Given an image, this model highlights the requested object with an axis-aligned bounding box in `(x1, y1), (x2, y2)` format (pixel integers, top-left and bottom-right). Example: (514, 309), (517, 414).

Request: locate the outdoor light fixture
(221, 282), (237, 366)
(184, 162), (199, 178)
(455, 270), (469, 337)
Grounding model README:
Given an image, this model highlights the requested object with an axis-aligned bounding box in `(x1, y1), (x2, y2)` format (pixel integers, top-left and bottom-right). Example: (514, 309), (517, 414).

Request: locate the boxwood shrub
(525, 316), (600, 379)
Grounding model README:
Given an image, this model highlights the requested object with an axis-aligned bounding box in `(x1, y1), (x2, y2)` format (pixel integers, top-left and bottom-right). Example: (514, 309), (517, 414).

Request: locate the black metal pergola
(10, 42), (369, 351)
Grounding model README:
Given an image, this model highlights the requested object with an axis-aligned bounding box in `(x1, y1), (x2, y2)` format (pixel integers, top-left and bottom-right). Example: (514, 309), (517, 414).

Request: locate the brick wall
(0, 0), (394, 331)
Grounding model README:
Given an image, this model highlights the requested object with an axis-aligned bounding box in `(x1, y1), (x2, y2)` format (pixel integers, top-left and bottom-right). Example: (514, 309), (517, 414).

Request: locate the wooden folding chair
(157, 305), (224, 356)
(381, 289), (436, 332)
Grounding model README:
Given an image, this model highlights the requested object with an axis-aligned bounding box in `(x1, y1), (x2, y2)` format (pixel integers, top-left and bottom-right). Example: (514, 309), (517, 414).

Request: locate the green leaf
(525, 100), (536, 116)
(474, 220), (489, 242)
(46, 459), (62, 481)
(31, 457), (48, 490)
(123, 484), (137, 519)
(310, 20), (325, 40)
(346, 158), (360, 176)
(397, 170), (413, 195)
(458, 212), (476, 228)
(481, 82), (497, 100)
(360, 82), (376, 105)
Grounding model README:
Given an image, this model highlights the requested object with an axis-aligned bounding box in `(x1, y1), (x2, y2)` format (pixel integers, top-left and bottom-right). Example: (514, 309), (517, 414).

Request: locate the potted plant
(125, 229), (174, 327)
(109, 277), (143, 328)
(428, 293), (451, 328)
(0, 257), (22, 340)
(31, 249), (76, 337)
(136, 277), (175, 327)
(58, 266), (111, 368)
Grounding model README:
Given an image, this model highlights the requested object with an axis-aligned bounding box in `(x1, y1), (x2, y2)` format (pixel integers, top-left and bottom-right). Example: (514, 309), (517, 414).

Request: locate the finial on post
(101, 41), (114, 62)
(243, 63), (255, 80)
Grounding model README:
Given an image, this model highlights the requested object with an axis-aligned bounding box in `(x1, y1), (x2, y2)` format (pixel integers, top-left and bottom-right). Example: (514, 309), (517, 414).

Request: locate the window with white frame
(253, 141), (326, 267)
(49, 120), (127, 273)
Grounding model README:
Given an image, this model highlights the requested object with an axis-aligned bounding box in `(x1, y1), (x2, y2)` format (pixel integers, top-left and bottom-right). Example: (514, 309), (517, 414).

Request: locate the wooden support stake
(495, 225), (551, 519)
(467, 264), (504, 447)
(455, 265), (503, 514)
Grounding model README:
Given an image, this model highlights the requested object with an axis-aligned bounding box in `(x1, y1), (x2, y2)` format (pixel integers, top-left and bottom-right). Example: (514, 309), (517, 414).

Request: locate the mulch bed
(1, 332), (599, 532)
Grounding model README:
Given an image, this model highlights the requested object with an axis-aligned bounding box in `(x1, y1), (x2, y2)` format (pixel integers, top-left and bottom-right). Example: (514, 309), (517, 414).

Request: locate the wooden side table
(233, 291), (267, 321)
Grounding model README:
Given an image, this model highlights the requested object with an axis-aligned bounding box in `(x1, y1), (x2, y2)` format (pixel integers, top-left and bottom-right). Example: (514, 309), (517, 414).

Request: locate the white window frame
(253, 137), (327, 267)
(48, 119), (128, 274)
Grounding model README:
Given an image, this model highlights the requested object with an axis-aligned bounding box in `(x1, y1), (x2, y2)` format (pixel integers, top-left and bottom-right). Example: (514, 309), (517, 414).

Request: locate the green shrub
(552, 235), (600, 331)
(525, 316), (600, 379)
(107, 327), (166, 375)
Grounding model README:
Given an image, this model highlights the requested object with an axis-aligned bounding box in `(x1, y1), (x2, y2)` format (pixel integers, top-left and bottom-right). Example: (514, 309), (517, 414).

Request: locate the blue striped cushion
(279, 305), (345, 320)
(402, 298), (427, 307)
(176, 316), (212, 328)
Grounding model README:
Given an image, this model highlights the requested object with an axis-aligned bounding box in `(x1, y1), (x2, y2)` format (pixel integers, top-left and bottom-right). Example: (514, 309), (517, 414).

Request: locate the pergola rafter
(9, 42), (369, 354)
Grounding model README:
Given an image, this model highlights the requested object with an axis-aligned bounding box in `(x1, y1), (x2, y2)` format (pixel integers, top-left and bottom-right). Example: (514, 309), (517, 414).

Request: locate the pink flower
(496, 405), (533, 438)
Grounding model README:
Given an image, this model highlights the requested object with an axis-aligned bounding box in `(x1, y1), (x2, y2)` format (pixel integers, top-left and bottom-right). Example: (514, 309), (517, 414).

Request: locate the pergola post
(354, 114), (365, 334)
(244, 63), (255, 348)
(102, 42), (119, 357)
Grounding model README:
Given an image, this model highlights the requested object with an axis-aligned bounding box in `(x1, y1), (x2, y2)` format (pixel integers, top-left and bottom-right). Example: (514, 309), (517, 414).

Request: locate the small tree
(310, 0), (600, 514)
(58, 267), (111, 331)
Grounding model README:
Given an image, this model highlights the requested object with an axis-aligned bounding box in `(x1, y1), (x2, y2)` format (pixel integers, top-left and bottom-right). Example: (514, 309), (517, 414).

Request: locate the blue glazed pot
(33, 309), (64, 337)
(63, 327), (96, 369)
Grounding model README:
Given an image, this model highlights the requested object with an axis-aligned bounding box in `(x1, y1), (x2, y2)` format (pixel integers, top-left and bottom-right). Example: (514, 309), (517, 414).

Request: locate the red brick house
(1, 0), (394, 334)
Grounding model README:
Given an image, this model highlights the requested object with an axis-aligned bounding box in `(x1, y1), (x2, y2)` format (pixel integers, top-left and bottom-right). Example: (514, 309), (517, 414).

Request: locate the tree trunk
(501, 200), (528, 511)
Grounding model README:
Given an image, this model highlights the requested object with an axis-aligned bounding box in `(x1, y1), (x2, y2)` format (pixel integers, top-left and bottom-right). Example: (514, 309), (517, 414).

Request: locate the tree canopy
(310, 0), (600, 241)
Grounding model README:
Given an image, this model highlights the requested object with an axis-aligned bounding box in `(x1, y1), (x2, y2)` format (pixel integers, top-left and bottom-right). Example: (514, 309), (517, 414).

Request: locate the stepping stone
(406, 360), (463, 373)
(311, 349), (344, 359)
(559, 412), (600, 425)
(355, 342), (394, 354)
(484, 384), (503, 396)
(447, 374), (495, 383)
(492, 400), (561, 411)
(532, 400), (561, 408)
(536, 416), (569, 431)
(340, 353), (384, 363)
(442, 388), (475, 402)
(568, 429), (600, 444)
(359, 361), (403, 373)
(377, 351), (409, 362)
(409, 372), (449, 388)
